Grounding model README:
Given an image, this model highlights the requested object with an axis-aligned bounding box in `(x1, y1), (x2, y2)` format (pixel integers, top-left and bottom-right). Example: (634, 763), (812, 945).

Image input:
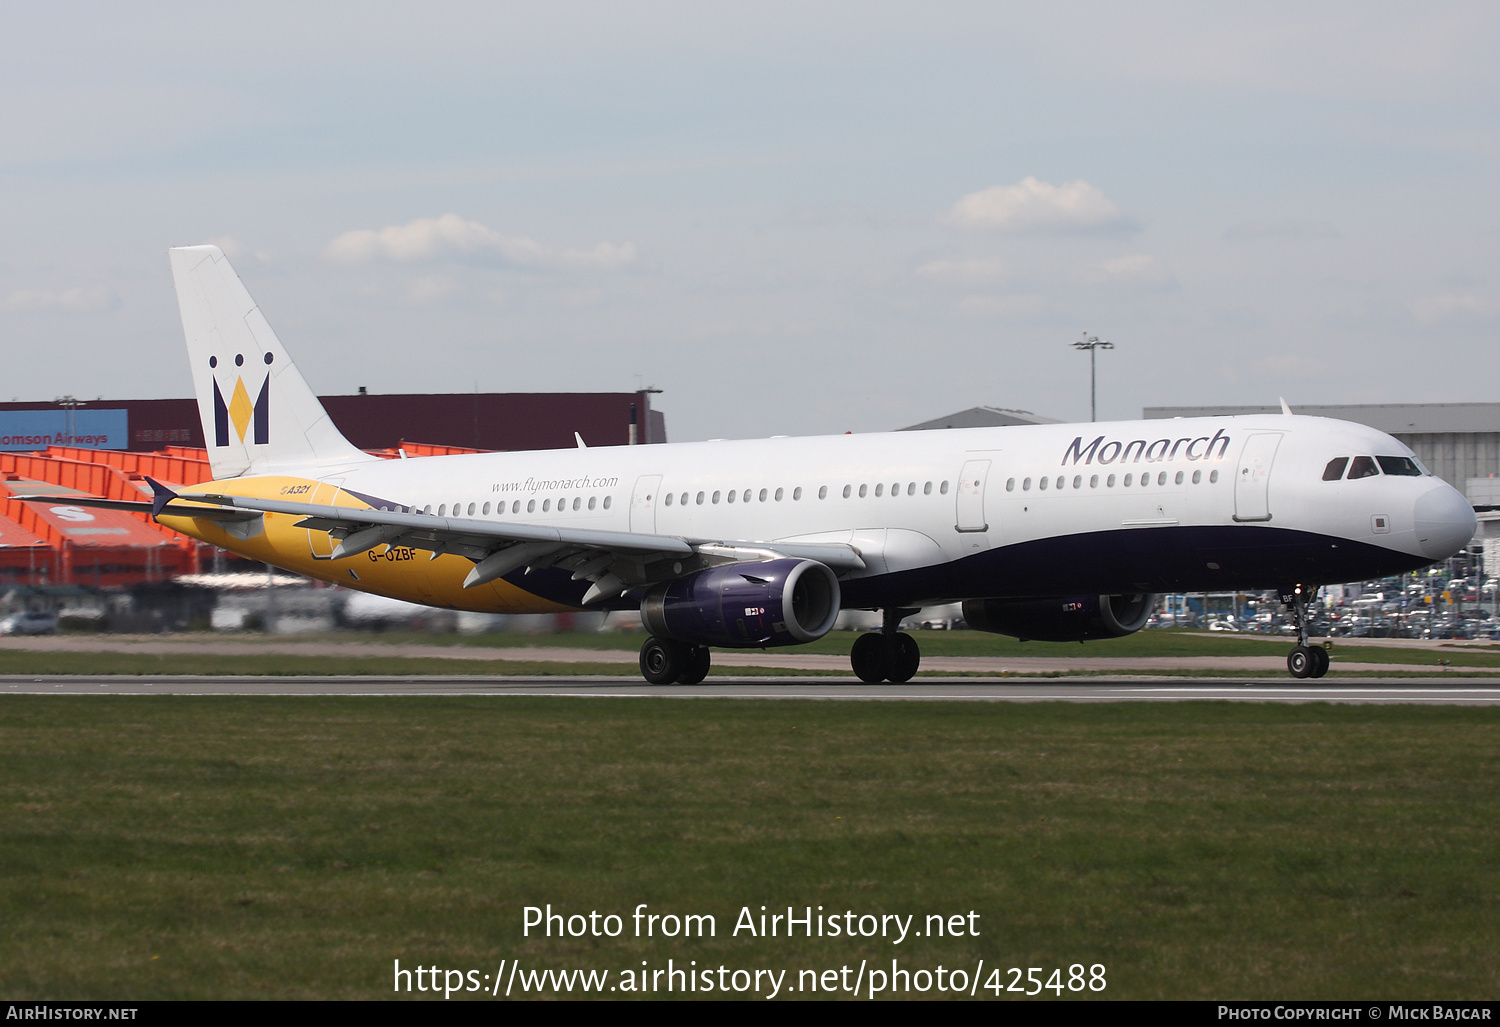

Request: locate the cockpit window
(1376, 456), (1423, 477)
(1322, 457), (1349, 481)
(1347, 456), (1380, 479)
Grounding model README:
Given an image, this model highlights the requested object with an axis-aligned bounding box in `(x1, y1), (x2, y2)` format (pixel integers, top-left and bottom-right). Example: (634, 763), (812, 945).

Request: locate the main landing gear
(850, 608), (922, 684)
(639, 636), (712, 685)
(1282, 584), (1330, 680)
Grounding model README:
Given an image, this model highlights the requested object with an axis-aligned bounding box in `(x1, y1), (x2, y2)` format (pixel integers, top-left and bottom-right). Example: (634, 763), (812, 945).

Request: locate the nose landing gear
(1281, 584), (1330, 679)
(850, 608), (922, 683)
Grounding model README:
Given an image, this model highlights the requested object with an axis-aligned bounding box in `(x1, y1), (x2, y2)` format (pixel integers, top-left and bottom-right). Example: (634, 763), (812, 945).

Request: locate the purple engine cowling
(961, 593), (1156, 642)
(641, 558), (841, 648)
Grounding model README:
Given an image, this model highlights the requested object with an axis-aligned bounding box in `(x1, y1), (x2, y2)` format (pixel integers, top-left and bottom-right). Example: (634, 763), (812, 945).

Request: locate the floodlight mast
(1072, 333), (1115, 422)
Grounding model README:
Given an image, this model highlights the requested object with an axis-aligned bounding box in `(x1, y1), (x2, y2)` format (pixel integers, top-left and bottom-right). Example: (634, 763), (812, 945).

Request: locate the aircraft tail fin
(169, 245), (374, 479)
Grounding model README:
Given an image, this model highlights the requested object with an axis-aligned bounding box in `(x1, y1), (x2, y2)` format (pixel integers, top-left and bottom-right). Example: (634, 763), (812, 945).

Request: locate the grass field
(3, 696), (1498, 1000)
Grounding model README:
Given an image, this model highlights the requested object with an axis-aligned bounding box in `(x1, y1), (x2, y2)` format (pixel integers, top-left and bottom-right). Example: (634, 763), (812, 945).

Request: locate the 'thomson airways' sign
(1061, 428), (1232, 467)
(0, 410), (128, 451)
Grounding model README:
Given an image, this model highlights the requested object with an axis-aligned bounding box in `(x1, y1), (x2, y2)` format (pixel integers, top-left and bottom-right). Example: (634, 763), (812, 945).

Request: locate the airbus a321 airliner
(33, 246), (1477, 681)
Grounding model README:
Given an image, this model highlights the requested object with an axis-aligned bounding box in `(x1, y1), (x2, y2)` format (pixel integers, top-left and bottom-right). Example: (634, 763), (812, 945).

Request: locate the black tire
(850, 632), (891, 683)
(1287, 645), (1315, 679)
(888, 632), (921, 683)
(640, 636), (686, 684)
(1310, 645), (1331, 678)
(677, 645), (712, 685)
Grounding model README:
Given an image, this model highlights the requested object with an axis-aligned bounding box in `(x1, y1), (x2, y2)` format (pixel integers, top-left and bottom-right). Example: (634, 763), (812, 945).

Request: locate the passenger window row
(1004, 469), (1220, 492)
(664, 481), (951, 506)
(426, 495), (614, 517)
(1322, 455), (1425, 481)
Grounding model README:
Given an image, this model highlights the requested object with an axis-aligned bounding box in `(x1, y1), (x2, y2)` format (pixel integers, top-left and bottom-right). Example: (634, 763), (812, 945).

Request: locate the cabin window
(664, 493), (674, 506)
(603, 496), (612, 510)
(572, 497), (581, 511)
(588, 497), (597, 510)
(1322, 457), (1349, 481)
(1039, 476), (1049, 491)
(679, 493), (688, 506)
(907, 482), (915, 496)
(1022, 477), (1032, 491)
(437, 504), (446, 516)
(1377, 456), (1423, 477)
(1348, 456), (1380, 480)
(1174, 471), (1184, 485)
(527, 500), (536, 513)
(815, 486), (825, 499)
(859, 484), (868, 498)
(696, 492), (705, 505)
(875, 483), (884, 497)
(727, 489), (736, 504)
(1072, 475), (1082, 489)
(1090, 475), (1099, 488)
(760, 489), (769, 502)
(843, 485), (851, 498)
(1156, 472), (1166, 486)
(775, 488), (783, 501)
(1209, 470), (1219, 484)
(940, 481), (949, 495)
(464, 502), (472, 515)
(1123, 474), (1133, 487)
(893, 482), (901, 495)
(712, 491), (721, 504)
(792, 487), (801, 500)
(1107, 474), (1116, 487)
(482, 502), (491, 515)
(1192, 470), (1201, 484)
(1006, 478), (1015, 492)
(924, 481), (932, 495)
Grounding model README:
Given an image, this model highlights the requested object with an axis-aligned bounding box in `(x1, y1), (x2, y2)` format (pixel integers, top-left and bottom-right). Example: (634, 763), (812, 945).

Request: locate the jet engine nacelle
(641, 558), (841, 648)
(961, 593), (1156, 642)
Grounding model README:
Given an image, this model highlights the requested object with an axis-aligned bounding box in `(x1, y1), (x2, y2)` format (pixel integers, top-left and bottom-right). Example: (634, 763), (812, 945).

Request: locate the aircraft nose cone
(1414, 484), (1476, 560)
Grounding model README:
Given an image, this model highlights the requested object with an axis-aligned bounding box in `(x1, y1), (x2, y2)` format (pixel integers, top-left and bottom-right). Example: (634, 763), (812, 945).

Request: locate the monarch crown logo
(210, 352), (272, 446)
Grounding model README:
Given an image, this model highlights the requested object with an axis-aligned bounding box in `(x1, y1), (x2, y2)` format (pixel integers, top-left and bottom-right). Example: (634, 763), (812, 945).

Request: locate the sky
(2, 2), (1497, 442)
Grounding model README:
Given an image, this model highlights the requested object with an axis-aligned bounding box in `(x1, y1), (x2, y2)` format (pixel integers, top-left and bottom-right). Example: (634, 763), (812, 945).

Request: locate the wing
(14, 494), (260, 522)
(167, 490), (867, 605)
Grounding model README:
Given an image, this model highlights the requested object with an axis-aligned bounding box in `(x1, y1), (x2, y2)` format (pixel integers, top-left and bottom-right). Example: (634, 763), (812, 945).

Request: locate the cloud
(405, 275), (458, 304)
(943, 177), (1133, 233)
(0, 286), (120, 313)
(1222, 220), (1342, 241)
(1409, 292), (1498, 323)
(1082, 253), (1176, 288)
(325, 214), (636, 271)
(915, 258), (1010, 281)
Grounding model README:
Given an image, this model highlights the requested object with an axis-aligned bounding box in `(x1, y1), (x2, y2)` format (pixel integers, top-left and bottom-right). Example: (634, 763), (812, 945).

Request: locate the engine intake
(962, 593), (1156, 642)
(641, 558), (840, 648)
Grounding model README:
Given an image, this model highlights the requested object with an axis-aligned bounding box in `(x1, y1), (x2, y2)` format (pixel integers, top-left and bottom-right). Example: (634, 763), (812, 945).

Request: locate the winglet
(143, 476), (179, 519)
(574, 432), (587, 449)
(1279, 397), (1294, 416)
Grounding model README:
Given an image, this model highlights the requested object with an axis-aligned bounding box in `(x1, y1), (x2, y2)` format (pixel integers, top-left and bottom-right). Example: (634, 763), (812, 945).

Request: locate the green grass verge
(2, 697), (1498, 1000)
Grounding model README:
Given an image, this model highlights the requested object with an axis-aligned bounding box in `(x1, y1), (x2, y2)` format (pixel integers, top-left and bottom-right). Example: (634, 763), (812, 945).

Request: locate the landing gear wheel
(1309, 645), (1330, 679)
(1287, 645), (1316, 679)
(887, 632), (921, 683)
(677, 645), (712, 685)
(850, 633), (891, 683)
(640, 636), (686, 684)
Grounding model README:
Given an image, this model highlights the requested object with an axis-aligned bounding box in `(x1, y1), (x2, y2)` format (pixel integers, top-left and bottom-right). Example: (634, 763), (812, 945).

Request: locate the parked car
(0, 610), (58, 636)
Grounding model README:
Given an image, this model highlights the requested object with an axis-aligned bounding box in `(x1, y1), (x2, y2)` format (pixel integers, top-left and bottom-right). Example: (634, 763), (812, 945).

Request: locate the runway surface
(6, 675), (1500, 703)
